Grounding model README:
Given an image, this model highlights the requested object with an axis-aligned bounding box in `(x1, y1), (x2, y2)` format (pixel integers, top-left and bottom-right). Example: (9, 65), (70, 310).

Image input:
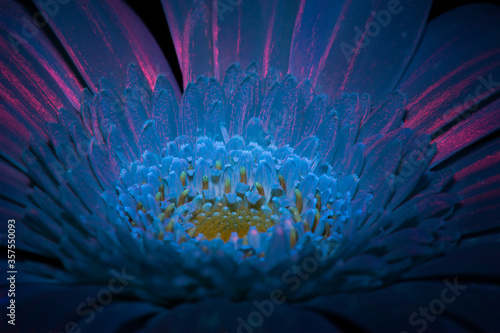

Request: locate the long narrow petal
(398, 4), (500, 135)
(288, 0), (432, 97)
(161, 0), (214, 87)
(32, 0), (177, 93)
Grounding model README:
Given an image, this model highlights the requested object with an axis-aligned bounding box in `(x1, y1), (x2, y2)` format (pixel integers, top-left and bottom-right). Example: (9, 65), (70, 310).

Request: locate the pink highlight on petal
(338, 10), (376, 95)
(288, 0), (306, 75)
(432, 98), (500, 167)
(454, 149), (500, 183)
(262, 2), (277, 78)
(405, 47), (500, 133)
(313, 0), (352, 88)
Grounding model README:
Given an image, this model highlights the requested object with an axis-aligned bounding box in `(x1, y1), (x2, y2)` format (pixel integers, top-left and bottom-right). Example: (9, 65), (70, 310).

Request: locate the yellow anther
(303, 221), (311, 233)
(136, 201), (144, 211)
(202, 175), (209, 190)
(316, 193), (321, 211)
(157, 231), (164, 240)
(155, 192), (163, 202)
(289, 207), (302, 222)
(254, 182), (265, 196)
(165, 203), (175, 217)
(295, 189), (303, 213)
(312, 209), (321, 232)
(324, 222), (330, 238)
(188, 228), (195, 238)
(290, 226), (298, 248)
(178, 188), (189, 206)
(165, 219), (174, 232)
(242, 235), (249, 246)
(158, 213), (165, 222)
(224, 177), (231, 194)
(215, 160), (222, 170)
(188, 165), (194, 170)
(278, 174), (286, 192)
(240, 166), (247, 184)
(180, 171), (187, 186)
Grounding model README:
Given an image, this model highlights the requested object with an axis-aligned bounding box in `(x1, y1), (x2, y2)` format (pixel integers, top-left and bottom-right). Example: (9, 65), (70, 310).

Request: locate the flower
(1, 0), (499, 332)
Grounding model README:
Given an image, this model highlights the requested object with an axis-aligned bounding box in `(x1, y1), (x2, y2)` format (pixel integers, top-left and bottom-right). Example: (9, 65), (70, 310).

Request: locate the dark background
(126, 0), (499, 90)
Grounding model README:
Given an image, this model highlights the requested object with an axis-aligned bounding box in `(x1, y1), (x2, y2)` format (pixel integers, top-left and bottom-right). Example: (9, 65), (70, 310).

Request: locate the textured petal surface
(33, 0), (178, 93)
(288, 0), (432, 97)
(398, 4), (500, 135)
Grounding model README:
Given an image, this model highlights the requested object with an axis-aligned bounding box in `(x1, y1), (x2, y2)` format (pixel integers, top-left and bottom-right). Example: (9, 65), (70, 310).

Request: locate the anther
(202, 175), (209, 190)
(165, 219), (174, 232)
(254, 182), (265, 196)
(240, 166), (247, 184)
(224, 177), (231, 194)
(178, 189), (189, 206)
(312, 209), (321, 232)
(290, 226), (298, 248)
(295, 189), (303, 213)
(278, 174), (286, 192)
(180, 171), (187, 186)
(215, 160), (222, 170)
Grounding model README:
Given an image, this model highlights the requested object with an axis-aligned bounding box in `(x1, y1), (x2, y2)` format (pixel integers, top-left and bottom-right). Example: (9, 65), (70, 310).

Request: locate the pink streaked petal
(0, 33), (75, 159)
(32, 0), (168, 93)
(261, 0), (300, 78)
(213, 0), (295, 81)
(109, 0), (180, 97)
(398, 4), (500, 135)
(0, 0), (84, 109)
(432, 98), (500, 167)
(162, 0), (214, 87)
(288, 0), (432, 97)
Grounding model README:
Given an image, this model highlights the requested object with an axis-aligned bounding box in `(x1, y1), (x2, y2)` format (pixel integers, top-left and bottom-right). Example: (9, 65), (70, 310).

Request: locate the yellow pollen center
(192, 205), (274, 241)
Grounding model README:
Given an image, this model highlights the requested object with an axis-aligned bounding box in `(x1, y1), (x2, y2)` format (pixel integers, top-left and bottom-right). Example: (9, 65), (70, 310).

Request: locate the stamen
(290, 226), (298, 248)
(312, 209), (320, 232)
(240, 166), (247, 184)
(295, 189), (303, 213)
(180, 171), (187, 186)
(304, 220), (311, 232)
(316, 193), (321, 211)
(278, 174), (286, 192)
(178, 189), (189, 206)
(224, 177), (231, 194)
(165, 203), (175, 217)
(289, 207), (301, 222)
(165, 219), (174, 232)
(215, 160), (222, 170)
(254, 182), (265, 196)
(202, 175), (209, 190)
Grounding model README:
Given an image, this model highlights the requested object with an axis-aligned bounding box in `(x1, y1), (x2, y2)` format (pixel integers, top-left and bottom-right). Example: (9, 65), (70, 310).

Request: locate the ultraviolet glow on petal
(15, 62), (466, 305)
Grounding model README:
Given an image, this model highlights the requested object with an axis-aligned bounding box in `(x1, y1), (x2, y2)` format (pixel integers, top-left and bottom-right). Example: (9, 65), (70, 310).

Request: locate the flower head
(1, 0), (499, 332)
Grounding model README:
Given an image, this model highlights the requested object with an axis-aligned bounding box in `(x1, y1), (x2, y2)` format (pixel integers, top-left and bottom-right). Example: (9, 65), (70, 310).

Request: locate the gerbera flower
(1, 0), (499, 332)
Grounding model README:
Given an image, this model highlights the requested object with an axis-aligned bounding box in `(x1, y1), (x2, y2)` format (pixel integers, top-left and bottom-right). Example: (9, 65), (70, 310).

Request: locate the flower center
(116, 133), (351, 256)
